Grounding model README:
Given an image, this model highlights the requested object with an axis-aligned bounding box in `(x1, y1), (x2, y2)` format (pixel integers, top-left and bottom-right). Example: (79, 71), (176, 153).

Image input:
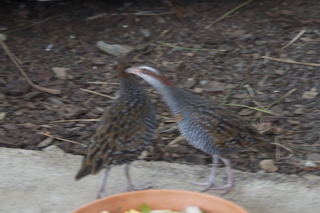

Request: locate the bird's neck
(120, 76), (144, 96)
(153, 84), (182, 115)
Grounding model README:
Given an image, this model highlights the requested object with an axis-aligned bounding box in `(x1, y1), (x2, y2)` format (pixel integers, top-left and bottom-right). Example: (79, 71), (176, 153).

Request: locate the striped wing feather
(75, 97), (152, 180)
(190, 106), (265, 151)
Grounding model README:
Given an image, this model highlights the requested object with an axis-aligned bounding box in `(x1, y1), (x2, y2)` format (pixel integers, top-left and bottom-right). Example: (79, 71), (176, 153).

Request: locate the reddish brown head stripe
(139, 68), (175, 87)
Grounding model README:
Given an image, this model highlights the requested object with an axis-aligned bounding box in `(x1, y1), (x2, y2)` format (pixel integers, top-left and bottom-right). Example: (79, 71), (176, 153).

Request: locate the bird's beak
(125, 67), (142, 75)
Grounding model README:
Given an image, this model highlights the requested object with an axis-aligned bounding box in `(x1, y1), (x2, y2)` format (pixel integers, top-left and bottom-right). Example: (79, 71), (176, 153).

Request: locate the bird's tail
(75, 164), (93, 180)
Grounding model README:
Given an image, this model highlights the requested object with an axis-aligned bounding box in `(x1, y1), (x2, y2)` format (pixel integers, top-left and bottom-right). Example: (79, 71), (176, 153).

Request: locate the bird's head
(125, 66), (174, 88)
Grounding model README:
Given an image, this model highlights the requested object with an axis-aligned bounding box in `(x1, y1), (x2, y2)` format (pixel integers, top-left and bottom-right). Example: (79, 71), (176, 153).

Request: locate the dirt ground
(0, 0), (319, 176)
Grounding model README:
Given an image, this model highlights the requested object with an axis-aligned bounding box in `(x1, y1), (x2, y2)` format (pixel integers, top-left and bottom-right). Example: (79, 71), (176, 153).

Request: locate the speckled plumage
(162, 87), (268, 156)
(75, 64), (156, 198)
(126, 66), (274, 193)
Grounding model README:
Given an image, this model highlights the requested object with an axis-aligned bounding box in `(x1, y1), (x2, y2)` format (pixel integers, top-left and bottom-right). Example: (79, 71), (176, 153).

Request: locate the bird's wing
(75, 96), (155, 180)
(190, 105), (265, 151)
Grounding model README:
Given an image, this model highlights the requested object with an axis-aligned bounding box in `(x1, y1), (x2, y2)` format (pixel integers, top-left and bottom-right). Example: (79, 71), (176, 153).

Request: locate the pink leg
(190, 155), (218, 189)
(97, 166), (110, 199)
(124, 164), (152, 191)
(211, 157), (234, 195)
(190, 156), (234, 194)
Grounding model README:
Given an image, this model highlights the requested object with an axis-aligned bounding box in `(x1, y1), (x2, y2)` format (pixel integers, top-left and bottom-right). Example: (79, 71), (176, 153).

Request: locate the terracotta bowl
(72, 189), (248, 213)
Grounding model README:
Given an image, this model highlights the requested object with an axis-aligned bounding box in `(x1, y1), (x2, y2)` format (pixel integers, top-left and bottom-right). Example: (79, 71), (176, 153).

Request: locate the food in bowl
(100, 204), (203, 213)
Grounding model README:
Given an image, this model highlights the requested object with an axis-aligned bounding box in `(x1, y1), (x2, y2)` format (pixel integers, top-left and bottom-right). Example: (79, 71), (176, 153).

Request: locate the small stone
(304, 161), (317, 168)
(274, 70), (286, 75)
(42, 145), (65, 153)
(259, 159), (278, 173)
(96, 41), (133, 56)
(138, 150), (149, 160)
(185, 52), (194, 57)
(199, 80), (209, 85)
(0, 112), (6, 120)
(13, 110), (23, 116)
(140, 29), (150, 38)
(5, 80), (30, 96)
(193, 88), (203, 93)
(293, 108), (304, 114)
(0, 33), (7, 41)
(37, 137), (54, 148)
(184, 78), (197, 88)
(306, 153), (320, 161)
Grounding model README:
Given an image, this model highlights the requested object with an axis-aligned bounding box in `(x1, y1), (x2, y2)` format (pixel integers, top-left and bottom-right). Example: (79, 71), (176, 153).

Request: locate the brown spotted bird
(75, 63), (157, 199)
(126, 66), (274, 194)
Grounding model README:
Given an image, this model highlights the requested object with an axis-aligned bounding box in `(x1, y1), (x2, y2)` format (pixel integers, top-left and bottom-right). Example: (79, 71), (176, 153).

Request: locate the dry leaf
(52, 67), (70, 80)
(253, 122), (273, 134)
(300, 37), (318, 42)
(302, 89), (318, 99)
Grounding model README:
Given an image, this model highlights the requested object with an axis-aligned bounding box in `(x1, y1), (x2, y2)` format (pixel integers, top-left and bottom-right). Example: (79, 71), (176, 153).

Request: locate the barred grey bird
(75, 63), (157, 199)
(126, 66), (274, 193)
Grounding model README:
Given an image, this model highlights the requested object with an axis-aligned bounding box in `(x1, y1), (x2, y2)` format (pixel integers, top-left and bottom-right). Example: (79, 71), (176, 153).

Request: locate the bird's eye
(141, 69), (149, 74)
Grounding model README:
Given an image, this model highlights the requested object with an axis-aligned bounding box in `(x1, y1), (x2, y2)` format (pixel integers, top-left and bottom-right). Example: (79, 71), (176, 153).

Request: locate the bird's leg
(191, 156), (234, 194)
(211, 157), (234, 195)
(190, 155), (219, 189)
(124, 164), (152, 191)
(97, 166), (110, 199)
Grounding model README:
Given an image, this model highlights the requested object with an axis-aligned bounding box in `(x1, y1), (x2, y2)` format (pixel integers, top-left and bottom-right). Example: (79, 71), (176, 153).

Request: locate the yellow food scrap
(124, 209), (141, 213)
(99, 211), (109, 213)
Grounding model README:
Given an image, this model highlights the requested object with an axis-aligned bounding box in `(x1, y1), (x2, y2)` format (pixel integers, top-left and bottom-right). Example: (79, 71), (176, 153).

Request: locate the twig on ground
(272, 136), (294, 161)
(86, 11), (173, 20)
(205, 0), (254, 29)
(267, 88), (297, 109)
(2, 12), (80, 34)
(87, 81), (107, 85)
(0, 40), (61, 95)
(261, 56), (320, 66)
(80, 88), (115, 99)
(281, 29), (306, 49)
(50, 119), (99, 123)
(40, 132), (87, 147)
(263, 51), (270, 64)
(220, 88), (233, 105)
(223, 104), (275, 115)
(167, 135), (185, 147)
(244, 84), (255, 97)
(158, 41), (225, 52)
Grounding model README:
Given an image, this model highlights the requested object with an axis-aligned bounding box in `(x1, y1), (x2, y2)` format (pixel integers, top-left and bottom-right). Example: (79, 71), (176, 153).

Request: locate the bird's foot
(190, 181), (214, 187)
(190, 181), (216, 192)
(125, 184), (152, 192)
(190, 181), (233, 194)
(210, 182), (234, 195)
(96, 191), (105, 199)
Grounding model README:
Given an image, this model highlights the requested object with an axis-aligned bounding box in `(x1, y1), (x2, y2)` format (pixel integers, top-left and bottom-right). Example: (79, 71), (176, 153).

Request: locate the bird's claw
(126, 184), (152, 192)
(96, 191), (105, 199)
(190, 181), (214, 187)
